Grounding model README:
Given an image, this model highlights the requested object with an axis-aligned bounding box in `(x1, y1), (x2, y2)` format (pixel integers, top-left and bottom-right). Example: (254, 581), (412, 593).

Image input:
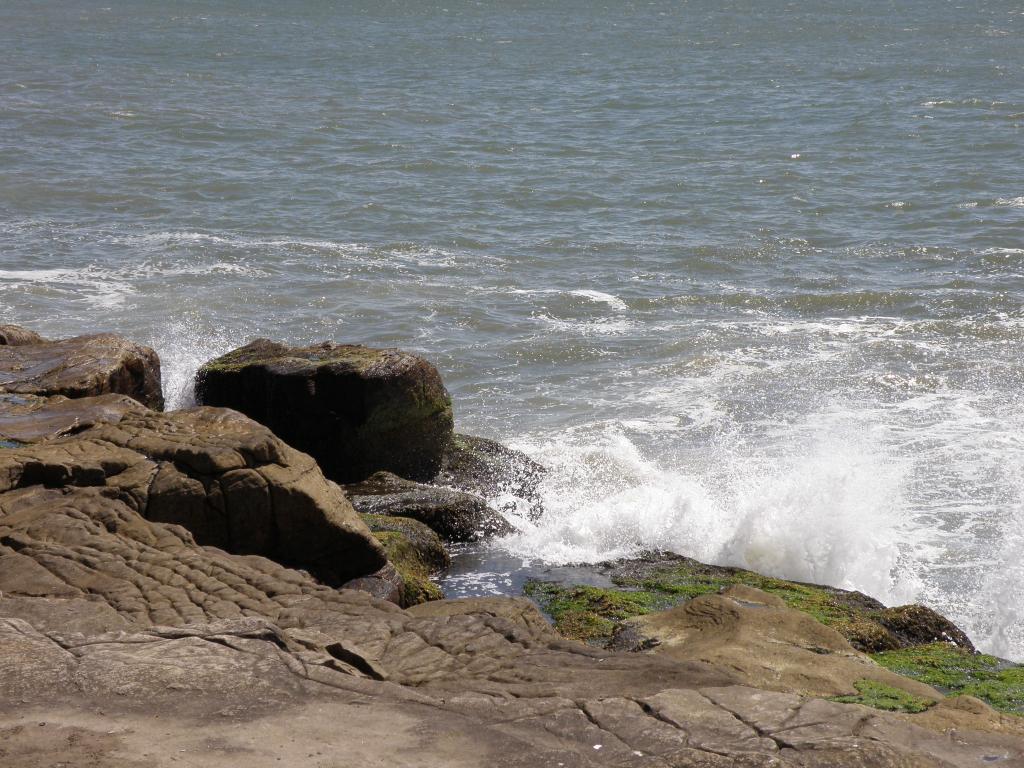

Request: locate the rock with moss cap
(605, 552), (975, 653)
(195, 339), (454, 484)
(0, 331), (163, 409)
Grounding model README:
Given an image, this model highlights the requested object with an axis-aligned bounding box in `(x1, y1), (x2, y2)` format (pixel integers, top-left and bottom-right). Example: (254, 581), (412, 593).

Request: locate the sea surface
(2, 0), (1023, 659)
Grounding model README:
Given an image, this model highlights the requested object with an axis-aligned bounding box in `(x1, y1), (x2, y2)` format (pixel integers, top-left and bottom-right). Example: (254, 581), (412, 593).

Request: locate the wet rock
(195, 339), (453, 483)
(0, 333), (163, 409)
(877, 603), (976, 652)
(432, 433), (546, 518)
(345, 471), (513, 541)
(0, 406), (386, 586)
(0, 324), (47, 346)
(341, 562), (406, 606)
(0, 393), (146, 444)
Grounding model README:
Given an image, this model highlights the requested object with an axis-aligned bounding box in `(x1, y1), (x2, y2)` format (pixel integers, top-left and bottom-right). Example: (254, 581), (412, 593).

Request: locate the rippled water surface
(2, 0), (1023, 658)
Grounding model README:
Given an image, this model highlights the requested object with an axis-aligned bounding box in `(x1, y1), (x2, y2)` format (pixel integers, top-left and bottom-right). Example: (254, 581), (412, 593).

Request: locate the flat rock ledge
(2, 487), (1023, 766)
(0, 328), (164, 410)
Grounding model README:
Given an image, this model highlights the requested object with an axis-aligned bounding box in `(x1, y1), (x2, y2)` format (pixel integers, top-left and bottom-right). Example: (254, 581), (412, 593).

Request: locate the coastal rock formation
(0, 406), (385, 586)
(1, 491), (1022, 766)
(611, 584), (941, 700)
(433, 433), (547, 518)
(344, 470), (513, 541)
(195, 339), (453, 483)
(0, 331), (163, 409)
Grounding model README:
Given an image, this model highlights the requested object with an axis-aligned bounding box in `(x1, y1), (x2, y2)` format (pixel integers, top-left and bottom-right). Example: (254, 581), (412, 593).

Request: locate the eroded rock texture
(0, 406), (385, 585)
(0, 332), (163, 409)
(195, 339), (454, 483)
(1, 493), (1022, 767)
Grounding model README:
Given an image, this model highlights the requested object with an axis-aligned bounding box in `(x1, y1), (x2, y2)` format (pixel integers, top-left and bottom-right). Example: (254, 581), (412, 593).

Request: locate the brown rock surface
(195, 339), (453, 483)
(0, 494), (1022, 766)
(0, 406), (385, 586)
(0, 332), (163, 409)
(612, 584), (942, 700)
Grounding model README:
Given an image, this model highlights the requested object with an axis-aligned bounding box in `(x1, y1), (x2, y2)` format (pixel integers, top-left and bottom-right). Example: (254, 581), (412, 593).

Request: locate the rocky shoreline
(1, 324), (1023, 766)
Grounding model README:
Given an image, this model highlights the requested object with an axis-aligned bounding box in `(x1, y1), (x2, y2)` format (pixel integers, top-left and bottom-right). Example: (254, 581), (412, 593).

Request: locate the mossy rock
(523, 581), (675, 646)
(607, 554), (972, 654)
(870, 643), (1024, 715)
(362, 514), (447, 607)
(831, 679), (936, 714)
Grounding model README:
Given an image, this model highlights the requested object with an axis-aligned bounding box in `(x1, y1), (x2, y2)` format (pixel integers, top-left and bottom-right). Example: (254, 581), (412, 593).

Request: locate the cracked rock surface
(1, 481), (1023, 766)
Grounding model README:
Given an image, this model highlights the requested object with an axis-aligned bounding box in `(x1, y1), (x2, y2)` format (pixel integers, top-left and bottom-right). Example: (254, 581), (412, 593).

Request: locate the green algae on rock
(831, 679), (937, 714)
(523, 581), (674, 645)
(195, 339), (454, 484)
(871, 643), (1024, 715)
(361, 513), (447, 607)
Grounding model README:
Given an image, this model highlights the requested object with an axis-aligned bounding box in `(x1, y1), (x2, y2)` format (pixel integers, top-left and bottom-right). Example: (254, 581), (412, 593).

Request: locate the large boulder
(0, 332), (163, 409)
(0, 406), (386, 586)
(195, 339), (454, 483)
(344, 471), (513, 541)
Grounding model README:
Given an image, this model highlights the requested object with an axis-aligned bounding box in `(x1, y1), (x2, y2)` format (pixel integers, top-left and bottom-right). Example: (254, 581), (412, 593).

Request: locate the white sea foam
(148, 318), (241, 409)
(995, 196), (1024, 208)
(499, 416), (919, 606)
(569, 289), (629, 311)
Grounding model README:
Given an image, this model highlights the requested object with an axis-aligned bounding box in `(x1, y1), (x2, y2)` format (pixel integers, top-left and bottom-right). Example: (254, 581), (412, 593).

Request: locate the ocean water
(2, 1), (1023, 658)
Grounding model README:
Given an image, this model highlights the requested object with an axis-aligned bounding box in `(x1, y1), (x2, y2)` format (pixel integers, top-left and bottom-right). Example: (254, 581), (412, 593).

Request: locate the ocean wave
(499, 419), (919, 605)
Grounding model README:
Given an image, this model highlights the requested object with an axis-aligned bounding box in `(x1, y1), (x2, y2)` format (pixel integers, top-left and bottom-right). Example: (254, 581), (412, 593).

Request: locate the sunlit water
(2, 0), (1023, 658)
